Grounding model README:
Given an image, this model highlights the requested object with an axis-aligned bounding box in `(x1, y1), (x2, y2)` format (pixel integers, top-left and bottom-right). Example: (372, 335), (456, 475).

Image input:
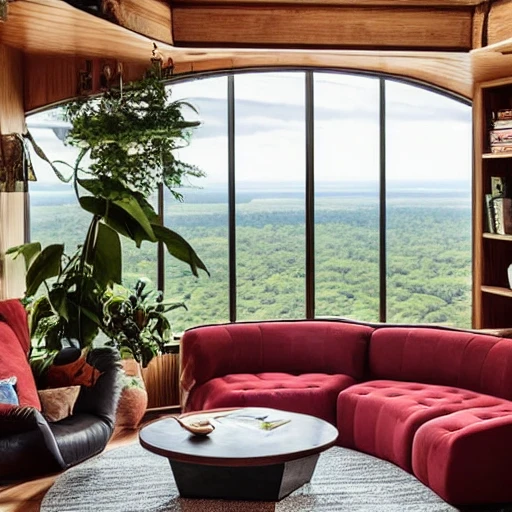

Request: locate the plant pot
(115, 358), (148, 428)
(116, 385), (148, 429)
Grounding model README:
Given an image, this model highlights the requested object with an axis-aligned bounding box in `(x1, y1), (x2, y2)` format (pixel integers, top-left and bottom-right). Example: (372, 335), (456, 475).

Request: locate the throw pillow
(38, 385), (80, 422)
(46, 354), (101, 388)
(0, 377), (19, 406)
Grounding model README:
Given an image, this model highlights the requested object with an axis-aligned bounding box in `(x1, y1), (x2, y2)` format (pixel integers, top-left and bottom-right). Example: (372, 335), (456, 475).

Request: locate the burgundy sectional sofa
(180, 319), (512, 507)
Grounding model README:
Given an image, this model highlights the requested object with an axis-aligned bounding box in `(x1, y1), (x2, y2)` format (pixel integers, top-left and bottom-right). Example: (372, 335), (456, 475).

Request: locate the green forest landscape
(30, 181), (472, 333)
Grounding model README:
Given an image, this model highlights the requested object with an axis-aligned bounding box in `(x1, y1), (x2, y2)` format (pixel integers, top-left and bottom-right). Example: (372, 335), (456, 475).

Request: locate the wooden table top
(139, 407), (339, 467)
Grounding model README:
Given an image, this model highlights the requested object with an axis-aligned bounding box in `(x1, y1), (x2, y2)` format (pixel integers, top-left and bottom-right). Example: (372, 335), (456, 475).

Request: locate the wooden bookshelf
(474, 77), (512, 329)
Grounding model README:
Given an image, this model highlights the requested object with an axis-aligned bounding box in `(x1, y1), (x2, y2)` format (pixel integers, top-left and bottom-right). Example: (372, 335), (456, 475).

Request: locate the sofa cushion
(181, 320), (374, 399)
(0, 322), (41, 410)
(337, 380), (506, 471)
(412, 405), (512, 505)
(187, 372), (356, 425)
(369, 327), (512, 400)
(38, 385), (81, 422)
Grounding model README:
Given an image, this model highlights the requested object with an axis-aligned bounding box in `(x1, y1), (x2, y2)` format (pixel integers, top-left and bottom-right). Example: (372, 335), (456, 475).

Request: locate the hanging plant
(64, 72), (205, 200)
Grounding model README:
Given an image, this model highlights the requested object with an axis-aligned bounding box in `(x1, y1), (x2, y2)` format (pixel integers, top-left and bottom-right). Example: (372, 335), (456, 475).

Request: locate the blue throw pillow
(0, 376), (19, 406)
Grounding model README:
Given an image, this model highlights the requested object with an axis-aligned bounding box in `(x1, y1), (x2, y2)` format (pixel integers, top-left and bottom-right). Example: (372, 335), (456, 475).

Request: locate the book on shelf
(490, 128), (512, 151)
(495, 109), (512, 121)
(493, 119), (512, 129)
(492, 197), (512, 235)
(485, 194), (496, 234)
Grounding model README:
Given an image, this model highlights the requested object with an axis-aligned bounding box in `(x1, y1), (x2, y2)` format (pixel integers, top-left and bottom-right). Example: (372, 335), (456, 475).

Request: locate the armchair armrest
(0, 404), (66, 471)
(0, 404), (44, 436)
(73, 347), (122, 428)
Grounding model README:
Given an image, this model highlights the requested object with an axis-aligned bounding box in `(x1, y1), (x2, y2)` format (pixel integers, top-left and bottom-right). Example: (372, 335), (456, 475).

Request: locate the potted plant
(101, 278), (184, 368)
(9, 69), (208, 355)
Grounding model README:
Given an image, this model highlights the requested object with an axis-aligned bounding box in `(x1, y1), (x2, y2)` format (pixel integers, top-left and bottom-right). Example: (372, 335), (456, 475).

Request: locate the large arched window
(27, 70), (472, 332)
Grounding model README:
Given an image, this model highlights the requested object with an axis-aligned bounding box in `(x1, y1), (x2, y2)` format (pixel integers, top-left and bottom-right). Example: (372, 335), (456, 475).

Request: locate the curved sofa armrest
(73, 347), (122, 429)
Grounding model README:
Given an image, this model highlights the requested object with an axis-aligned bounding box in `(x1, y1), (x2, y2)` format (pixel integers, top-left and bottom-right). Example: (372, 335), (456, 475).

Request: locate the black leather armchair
(0, 347), (122, 481)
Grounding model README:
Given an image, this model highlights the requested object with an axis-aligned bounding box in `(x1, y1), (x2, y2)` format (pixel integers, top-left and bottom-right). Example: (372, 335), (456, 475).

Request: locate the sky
(26, 71), (472, 187)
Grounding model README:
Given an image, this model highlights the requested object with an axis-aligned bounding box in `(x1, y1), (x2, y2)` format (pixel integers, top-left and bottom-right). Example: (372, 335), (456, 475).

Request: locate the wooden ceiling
(1, 0), (512, 107)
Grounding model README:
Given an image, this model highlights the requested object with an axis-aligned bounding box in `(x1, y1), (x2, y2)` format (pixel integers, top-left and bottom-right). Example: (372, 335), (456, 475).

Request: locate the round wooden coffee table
(139, 407), (338, 501)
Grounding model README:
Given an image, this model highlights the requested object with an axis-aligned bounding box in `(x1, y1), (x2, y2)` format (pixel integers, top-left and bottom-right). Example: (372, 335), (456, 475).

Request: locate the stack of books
(490, 109), (512, 153)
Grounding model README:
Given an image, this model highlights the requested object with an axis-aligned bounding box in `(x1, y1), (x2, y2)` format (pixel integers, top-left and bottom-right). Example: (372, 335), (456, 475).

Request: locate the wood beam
(173, 50), (472, 99)
(171, 5), (473, 50)
(171, 0), (484, 5)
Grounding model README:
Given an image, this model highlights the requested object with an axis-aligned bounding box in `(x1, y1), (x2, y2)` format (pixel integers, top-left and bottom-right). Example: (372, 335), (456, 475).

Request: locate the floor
(0, 409), (175, 512)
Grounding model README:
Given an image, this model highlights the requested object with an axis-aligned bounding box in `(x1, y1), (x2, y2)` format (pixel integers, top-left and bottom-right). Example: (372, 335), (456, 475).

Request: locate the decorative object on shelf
(0, 0), (7, 22)
(0, 133), (36, 192)
(78, 60), (93, 96)
(508, 264), (512, 289)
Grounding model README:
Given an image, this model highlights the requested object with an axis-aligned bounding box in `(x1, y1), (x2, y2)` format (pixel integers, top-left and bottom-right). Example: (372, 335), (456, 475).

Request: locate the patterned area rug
(40, 444), (467, 512)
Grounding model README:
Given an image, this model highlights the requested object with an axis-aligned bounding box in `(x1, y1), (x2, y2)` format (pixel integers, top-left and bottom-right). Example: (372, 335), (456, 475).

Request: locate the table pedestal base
(169, 453), (319, 501)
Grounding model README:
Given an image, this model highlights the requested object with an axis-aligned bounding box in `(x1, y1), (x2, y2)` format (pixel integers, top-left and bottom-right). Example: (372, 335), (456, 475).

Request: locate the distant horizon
(29, 178), (471, 190)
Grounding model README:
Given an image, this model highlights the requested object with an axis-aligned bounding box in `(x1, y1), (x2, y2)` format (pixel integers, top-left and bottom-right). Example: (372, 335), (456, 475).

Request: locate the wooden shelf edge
(482, 152), (512, 159)
(481, 285), (512, 298)
(483, 232), (512, 241)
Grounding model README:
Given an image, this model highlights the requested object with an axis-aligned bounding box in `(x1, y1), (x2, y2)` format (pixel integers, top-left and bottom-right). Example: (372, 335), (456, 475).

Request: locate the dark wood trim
(305, 71), (315, 319)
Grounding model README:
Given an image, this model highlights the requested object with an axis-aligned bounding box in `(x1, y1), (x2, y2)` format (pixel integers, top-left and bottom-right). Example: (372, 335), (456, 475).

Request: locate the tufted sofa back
(369, 327), (512, 401)
(180, 320), (373, 393)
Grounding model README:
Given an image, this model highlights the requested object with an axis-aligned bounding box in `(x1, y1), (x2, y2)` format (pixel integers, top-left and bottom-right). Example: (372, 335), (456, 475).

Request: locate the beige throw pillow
(38, 386), (80, 422)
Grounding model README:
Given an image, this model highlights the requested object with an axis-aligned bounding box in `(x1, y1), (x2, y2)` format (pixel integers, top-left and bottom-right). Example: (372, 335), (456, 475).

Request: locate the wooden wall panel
(487, 0), (512, 46)
(172, 5), (473, 50)
(23, 54), (147, 112)
(0, 46), (24, 133)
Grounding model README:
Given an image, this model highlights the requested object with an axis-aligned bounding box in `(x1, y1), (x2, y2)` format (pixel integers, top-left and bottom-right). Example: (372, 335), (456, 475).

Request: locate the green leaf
(26, 244), (64, 297)
(79, 196), (152, 247)
(25, 131), (74, 183)
(6, 242), (41, 270)
(48, 287), (69, 322)
(112, 196), (155, 242)
(92, 223), (122, 287)
(151, 224), (209, 277)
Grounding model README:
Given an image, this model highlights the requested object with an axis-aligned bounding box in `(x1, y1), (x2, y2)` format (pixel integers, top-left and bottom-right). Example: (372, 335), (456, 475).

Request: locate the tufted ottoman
(337, 381), (505, 472)
(412, 404), (512, 505)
